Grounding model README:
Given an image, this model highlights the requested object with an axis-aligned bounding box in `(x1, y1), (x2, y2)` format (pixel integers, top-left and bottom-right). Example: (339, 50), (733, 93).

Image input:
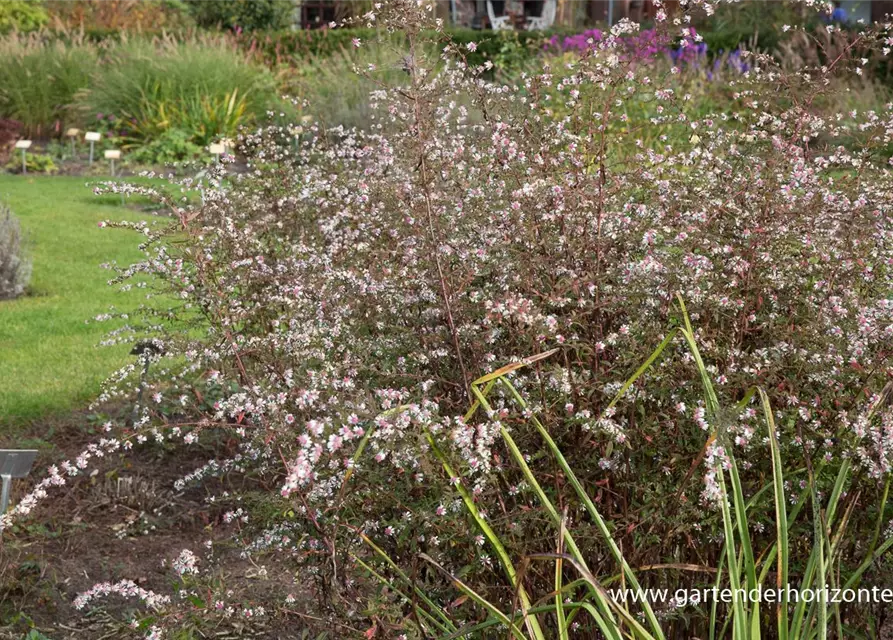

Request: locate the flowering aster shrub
(6, 0), (893, 636)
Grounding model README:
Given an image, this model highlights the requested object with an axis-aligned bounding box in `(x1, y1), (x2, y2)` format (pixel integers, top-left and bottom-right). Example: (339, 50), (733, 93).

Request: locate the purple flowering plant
(548, 24), (749, 77)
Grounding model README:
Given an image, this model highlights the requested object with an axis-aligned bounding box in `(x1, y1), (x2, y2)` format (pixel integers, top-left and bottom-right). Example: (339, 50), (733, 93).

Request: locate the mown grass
(0, 175), (159, 430)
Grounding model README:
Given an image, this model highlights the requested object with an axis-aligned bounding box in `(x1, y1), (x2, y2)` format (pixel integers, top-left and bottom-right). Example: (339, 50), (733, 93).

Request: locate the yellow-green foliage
(0, 0), (48, 33)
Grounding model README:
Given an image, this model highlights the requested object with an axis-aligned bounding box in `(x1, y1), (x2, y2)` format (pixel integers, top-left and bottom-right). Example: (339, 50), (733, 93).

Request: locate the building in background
(815, 0), (876, 23)
(432, 0), (665, 29)
(295, 0), (883, 30)
(297, 0), (343, 28)
(294, 0), (572, 29)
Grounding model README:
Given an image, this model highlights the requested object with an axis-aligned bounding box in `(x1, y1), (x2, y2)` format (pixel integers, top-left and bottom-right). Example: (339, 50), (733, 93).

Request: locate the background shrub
(243, 26), (565, 68)
(284, 35), (444, 130)
(127, 127), (205, 165)
(0, 0), (49, 33)
(0, 118), (22, 162)
(4, 151), (58, 174)
(186, 0), (296, 32)
(0, 203), (31, 300)
(696, 1), (806, 53)
(44, 0), (193, 31)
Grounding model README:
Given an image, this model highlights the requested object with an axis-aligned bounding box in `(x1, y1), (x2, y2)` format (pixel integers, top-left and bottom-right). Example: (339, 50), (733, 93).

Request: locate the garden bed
(0, 409), (320, 639)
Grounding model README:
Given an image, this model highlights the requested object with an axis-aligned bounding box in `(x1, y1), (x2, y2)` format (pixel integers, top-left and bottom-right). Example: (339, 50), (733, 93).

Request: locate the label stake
(0, 450), (38, 514)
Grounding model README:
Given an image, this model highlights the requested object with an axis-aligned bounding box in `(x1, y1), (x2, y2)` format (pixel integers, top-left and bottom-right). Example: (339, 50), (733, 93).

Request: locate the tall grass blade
(468, 383), (621, 636)
(759, 387), (789, 640)
(675, 295), (749, 639)
(709, 551), (725, 640)
(423, 431), (546, 640)
(352, 554), (453, 635)
(525, 553), (659, 640)
(500, 378), (666, 640)
(842, 534), (893, 590)
(555, 511), (569, 640)
(419, 553), (528, 640)
(603, 329), (678, 414)
(811, 481), (828, 640)
(358, 533), (457, 633)
(868, 476), (891, 560)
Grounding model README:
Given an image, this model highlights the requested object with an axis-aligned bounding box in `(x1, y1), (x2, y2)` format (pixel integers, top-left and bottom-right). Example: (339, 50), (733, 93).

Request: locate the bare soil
(0, 412), (323, 639)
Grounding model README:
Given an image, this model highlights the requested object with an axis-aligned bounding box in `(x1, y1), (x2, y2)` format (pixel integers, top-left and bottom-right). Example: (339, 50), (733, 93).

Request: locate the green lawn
(0, 175), (158, 428)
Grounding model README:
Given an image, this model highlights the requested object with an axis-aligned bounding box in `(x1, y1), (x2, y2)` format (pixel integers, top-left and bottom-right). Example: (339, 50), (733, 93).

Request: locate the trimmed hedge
(244, 26), (575, 64)
(186, 0), (295, 32)
(34, 26), (570, 67)
(28, 24), (803, 59)
(18, 21), (881, 73)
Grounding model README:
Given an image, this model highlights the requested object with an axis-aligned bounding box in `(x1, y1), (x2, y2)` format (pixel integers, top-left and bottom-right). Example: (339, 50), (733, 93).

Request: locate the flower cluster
(74, 580), (171, 611)
(171, 549), (200, 576)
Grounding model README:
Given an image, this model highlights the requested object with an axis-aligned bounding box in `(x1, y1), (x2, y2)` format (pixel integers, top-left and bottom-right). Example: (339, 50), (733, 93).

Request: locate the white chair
(486, 0), (514, 30)
(527, 0), (557, 30)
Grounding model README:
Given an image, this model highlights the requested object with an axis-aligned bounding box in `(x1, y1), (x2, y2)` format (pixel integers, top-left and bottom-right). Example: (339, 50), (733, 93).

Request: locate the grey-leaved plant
(0, 202), (30, 300)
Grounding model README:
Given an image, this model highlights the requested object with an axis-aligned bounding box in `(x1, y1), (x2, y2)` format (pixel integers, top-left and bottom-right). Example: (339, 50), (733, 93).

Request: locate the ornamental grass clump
(0, 31), (97, 137)
(74, 33), (287, 146)
(5, 0), (893, 637)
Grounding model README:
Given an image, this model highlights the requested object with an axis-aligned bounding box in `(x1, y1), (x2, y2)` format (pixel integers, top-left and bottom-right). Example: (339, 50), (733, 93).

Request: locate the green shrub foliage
(186, 0), (296, 32)
(0, 0), (49, 33)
